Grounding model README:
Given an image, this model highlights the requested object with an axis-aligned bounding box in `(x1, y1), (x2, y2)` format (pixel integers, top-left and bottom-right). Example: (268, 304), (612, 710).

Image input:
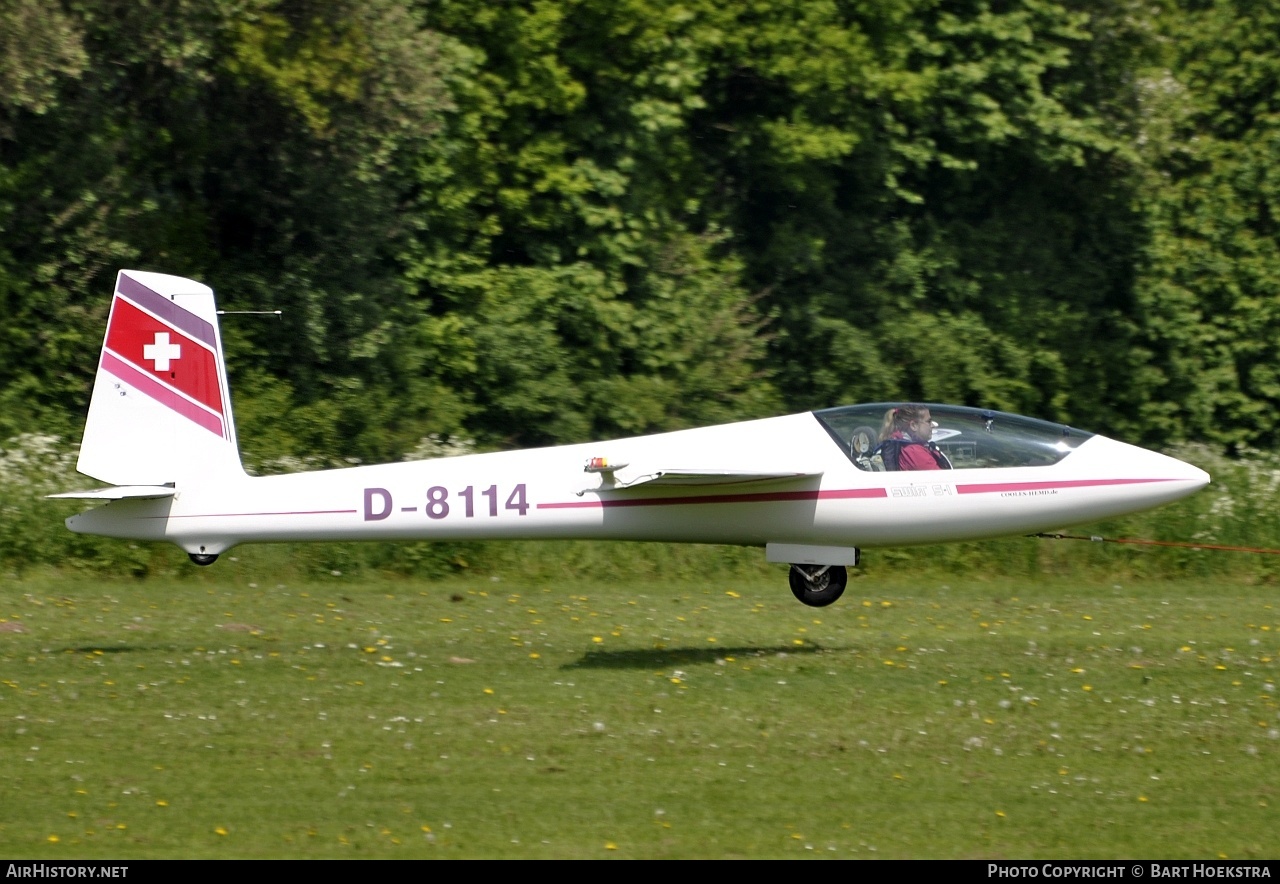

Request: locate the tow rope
(1032, 533), (1280, 556)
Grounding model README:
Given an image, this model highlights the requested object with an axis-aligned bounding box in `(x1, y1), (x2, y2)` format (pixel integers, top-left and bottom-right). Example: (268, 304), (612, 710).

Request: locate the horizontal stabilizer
(602, 469), (821, 490)
(48, 486), (177, 501)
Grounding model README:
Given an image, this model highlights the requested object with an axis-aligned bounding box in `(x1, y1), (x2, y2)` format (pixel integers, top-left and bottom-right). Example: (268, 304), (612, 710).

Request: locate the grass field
(2, 556), (1278, 859)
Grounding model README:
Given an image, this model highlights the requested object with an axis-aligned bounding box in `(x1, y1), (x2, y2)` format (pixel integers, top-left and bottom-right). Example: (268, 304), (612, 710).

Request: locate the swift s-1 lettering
(52, 271), (1210, 606)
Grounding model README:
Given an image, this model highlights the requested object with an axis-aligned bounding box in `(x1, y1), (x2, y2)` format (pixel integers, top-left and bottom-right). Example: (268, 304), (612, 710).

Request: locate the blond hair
(878, 404), (927, 442)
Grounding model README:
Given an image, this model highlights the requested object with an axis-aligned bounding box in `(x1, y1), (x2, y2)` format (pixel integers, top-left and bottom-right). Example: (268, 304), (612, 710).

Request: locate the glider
(53, 270), (1210, 606)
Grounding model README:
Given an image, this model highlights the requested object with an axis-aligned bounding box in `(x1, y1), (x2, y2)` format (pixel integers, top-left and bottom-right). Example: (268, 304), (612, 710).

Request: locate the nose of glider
(1172, 455), (1211, 493)
(1076, 435), (1210, 506)
(1139, 442), (1211, 494)
(1158, 454), (1211, 505)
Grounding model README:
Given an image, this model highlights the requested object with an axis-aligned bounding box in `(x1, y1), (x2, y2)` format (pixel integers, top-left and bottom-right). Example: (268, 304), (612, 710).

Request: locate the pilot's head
(883, 404), (935, 444)
(907, 407), (934, 443)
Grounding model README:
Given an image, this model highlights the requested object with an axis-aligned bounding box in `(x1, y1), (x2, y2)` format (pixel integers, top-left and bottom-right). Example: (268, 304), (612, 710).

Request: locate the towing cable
(1032, 533), (1280, 556)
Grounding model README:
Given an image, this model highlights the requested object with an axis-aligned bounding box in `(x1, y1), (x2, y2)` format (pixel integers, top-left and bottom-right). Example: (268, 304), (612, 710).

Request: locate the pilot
(875, 405), (952, 471)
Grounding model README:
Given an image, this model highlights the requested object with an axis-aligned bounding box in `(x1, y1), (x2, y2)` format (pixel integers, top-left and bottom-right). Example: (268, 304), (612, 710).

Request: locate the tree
(1132, 0), (1280, 447)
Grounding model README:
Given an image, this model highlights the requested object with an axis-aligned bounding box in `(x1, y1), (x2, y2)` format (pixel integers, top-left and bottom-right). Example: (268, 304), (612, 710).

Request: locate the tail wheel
(788, 564), (848, 607)
(188, 553), (219, 566)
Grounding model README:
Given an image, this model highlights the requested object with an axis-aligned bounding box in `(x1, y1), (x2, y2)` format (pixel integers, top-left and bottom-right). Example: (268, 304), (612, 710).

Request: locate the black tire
(188, 553), (219, 566)
(788, 564), (848, 607)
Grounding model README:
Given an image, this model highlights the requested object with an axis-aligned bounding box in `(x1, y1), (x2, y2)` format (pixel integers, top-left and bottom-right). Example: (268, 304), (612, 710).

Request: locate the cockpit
(813, 404), (1093, 471)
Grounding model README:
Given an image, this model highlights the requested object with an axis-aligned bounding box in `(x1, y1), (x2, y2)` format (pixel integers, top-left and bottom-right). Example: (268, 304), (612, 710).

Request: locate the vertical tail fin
(76, 270), (244, 485)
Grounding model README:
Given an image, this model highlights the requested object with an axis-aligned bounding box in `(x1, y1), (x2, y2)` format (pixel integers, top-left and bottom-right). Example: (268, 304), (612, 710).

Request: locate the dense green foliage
(1, 0), (1277, 460)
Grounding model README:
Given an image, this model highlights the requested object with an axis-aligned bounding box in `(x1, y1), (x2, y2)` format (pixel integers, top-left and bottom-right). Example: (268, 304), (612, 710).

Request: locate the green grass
(2, 565), (1278, 858)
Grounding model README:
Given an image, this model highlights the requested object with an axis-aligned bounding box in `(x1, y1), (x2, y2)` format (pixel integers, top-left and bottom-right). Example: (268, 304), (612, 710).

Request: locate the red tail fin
(76, 270), (243, 485)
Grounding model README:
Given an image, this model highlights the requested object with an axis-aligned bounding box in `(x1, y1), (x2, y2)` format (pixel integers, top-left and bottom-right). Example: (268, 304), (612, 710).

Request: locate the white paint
(58, 271), (1211, 602)
(143, 332), (181, 371)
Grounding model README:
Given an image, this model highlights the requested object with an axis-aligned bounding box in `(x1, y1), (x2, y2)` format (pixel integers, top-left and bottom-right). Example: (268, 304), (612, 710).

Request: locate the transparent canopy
(812, 404), (1094, 471)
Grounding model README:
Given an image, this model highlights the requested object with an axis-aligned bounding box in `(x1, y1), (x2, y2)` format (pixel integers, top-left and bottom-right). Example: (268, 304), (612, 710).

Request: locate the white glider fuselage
(66, 407), (1206, 557)
(58, 270), (1209, 596)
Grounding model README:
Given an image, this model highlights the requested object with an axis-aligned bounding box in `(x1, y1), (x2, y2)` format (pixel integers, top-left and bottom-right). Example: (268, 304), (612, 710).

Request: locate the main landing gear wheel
(188, 553), (219, 566)
(788, 564), (848, 607)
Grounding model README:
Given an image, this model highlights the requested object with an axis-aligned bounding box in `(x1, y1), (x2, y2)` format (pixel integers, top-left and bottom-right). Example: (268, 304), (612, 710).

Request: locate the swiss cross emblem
(143, 332), (181, 371)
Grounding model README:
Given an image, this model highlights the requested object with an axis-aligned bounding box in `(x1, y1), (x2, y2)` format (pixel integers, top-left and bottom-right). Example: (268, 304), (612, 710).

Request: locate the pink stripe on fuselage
(955, 478), (1175, 494)
(102, 350), (225, 437)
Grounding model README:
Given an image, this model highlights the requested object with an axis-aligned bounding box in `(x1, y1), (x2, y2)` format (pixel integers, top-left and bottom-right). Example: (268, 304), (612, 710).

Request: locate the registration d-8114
(363, 484), (530, 521)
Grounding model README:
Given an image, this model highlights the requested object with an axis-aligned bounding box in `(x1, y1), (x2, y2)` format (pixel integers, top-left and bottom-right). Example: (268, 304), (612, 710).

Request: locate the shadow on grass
(59, 645), (170, 655)
(566, 643), (825, 670)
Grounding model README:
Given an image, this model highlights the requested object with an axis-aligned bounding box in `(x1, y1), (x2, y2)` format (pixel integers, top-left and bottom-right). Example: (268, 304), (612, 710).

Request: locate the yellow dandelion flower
(592, 636), (603, 644)
(156, 800), (168, 807)
(605, 842), (618, 850)
(215, 826), (228, 836)
(47, 835), (60, 843)
(483, 687), (494, 695)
